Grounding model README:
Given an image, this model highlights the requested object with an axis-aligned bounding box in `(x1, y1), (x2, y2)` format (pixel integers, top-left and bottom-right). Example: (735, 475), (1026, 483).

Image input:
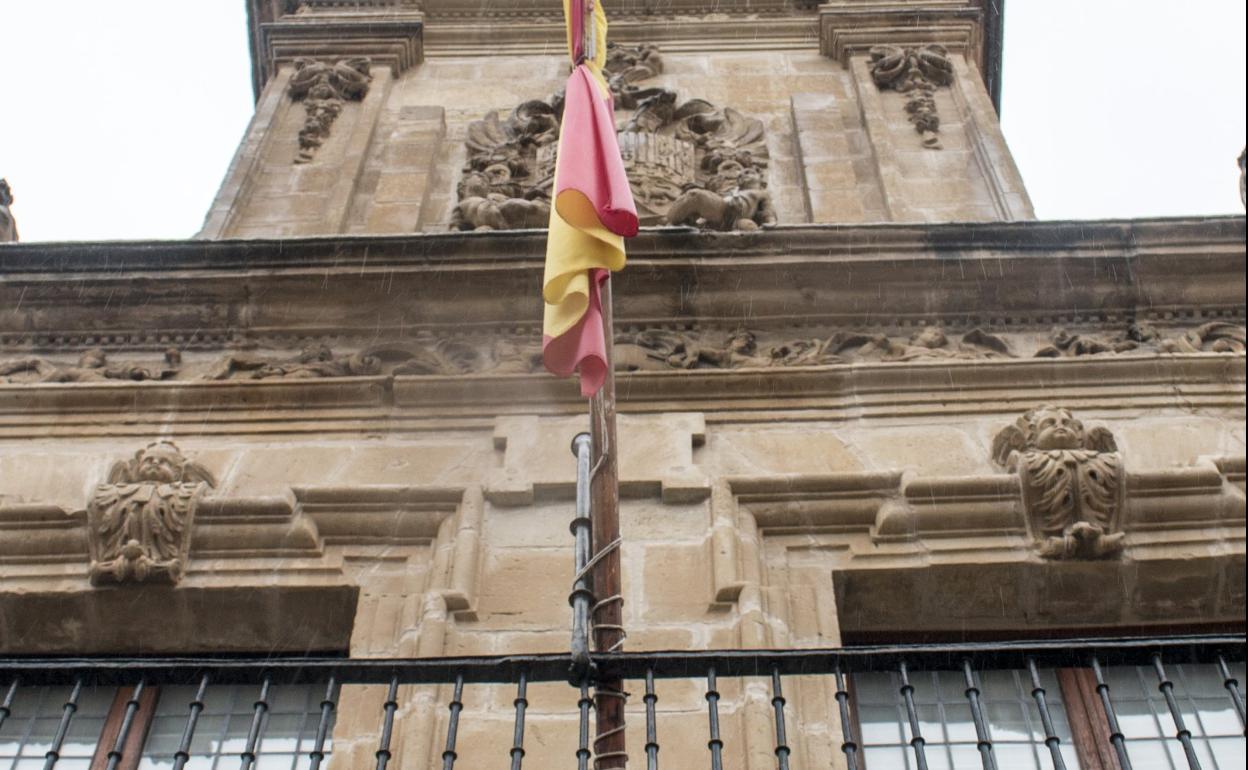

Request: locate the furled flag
(541, 0), (639, 397)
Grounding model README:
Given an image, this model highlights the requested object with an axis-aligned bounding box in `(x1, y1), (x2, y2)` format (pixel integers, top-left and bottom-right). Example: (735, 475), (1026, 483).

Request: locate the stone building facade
(0, 1), (1243, 769)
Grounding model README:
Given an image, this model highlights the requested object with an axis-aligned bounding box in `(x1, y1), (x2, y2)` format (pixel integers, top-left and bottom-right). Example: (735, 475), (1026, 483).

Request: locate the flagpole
(590, 273), (627, 768)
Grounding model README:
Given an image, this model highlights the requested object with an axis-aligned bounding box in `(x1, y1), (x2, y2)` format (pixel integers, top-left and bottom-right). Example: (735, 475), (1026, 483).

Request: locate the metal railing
(1, 635), (1243, 770)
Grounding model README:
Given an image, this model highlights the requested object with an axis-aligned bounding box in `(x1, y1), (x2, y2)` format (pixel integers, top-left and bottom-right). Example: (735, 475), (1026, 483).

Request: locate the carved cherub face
(911, 326), (948, 349)
(1027, 406), (1086, 450)
(78, 349), (108, 368)
(728, 332), (756, 355)
(136, 443), (185, 483)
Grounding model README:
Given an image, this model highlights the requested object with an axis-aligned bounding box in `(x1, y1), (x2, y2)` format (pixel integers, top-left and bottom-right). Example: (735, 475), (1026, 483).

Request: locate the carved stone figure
(665, 167), (776, 231)
(0, 348), (180, 383)
(1158, 321), (1246, 354)
(451, 171), (551, 231)
(287, 57), (372, 163)
(869, 44), (954, 149)
(205, 345), (380, 380)
(0, 179), (17, 242)
(1035, 327), (1143, 358)
(87, 442), (216, 584)
(457, 43), (772, 231)
(868, 326), (1012, 360)
(992, 406), (1124, 560)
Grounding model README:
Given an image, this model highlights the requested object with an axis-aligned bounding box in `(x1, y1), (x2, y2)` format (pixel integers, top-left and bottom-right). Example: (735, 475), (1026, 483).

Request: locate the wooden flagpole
(590, 273), (627, 768)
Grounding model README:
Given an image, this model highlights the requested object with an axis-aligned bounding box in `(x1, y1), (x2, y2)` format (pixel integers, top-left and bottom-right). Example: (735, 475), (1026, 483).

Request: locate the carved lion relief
(87, 442), (216, 585)
(457, 43), (774, 231)
(992, 406), (1124, 560)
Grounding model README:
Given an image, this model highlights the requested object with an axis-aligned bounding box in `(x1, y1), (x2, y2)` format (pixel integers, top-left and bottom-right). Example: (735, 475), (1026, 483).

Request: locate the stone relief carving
(1036, 322), (1246, 358)
(992, 406), (1124, 560)
(457, 43), (773, 231)
(869, 44), (954, 150)
(205, 345), (380, 380)
(0, 318), (1239, 386)
(0, 348), (180, 383)
(87, 441), (216, 585)
(0, 179), (16, 243)
(287, 57), (372, 164)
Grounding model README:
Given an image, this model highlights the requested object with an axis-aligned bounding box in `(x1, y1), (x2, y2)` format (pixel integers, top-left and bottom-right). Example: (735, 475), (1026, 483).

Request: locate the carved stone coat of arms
(992, 406), (1125, 560)
(87, 441), (216, 585)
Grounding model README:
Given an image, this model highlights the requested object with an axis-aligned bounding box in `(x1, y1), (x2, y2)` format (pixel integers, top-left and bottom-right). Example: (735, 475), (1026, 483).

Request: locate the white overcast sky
(0, 1), (1244, 242)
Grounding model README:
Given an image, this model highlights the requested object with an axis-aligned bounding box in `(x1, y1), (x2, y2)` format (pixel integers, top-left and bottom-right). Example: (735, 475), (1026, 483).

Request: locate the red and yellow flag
(541, 0), (639, 397)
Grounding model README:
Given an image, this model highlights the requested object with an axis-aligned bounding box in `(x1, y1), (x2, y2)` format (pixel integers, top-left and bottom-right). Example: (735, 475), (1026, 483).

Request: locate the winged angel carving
(87, 442), (216, 585)
(992, 406), (1124, 560)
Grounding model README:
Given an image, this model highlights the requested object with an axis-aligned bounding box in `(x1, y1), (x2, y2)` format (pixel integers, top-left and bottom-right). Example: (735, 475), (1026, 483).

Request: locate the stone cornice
(1, 218), (1243, 329)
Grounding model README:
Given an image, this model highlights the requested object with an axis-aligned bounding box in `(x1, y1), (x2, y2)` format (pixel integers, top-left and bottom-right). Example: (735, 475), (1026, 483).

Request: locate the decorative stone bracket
(868, 44), (954, 149)
(287, 57), (372, 163)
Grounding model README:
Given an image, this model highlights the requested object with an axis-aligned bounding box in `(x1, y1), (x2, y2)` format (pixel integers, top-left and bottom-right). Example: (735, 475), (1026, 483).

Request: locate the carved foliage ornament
(287, 57), (372, 164)
(456, 43), (774, 232)
(869, 44), (954, 150)
(992, 406), (1124, 560)
(88, 442), (216, 585)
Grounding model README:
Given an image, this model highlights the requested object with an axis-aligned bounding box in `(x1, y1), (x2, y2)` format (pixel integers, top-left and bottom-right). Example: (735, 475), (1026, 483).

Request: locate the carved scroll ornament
(87, 442), (216, 585)
(869, 44), (954, 149)
(457, 43), (774, 232)
(992, 406), (1124, 560)
(287, 57), (372, 164)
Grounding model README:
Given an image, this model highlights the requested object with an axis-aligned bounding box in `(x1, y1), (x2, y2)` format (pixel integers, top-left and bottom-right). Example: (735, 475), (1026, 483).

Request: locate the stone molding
(0, 483), (481, 653)
(819, 2), (983, 66)
(258, 11), (423, 87)
(710, 454), (1246, 640)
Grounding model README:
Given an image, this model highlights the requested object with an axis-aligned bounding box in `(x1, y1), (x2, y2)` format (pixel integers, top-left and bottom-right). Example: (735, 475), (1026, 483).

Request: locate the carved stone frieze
(205, 344), (380, 380)
(87, 442), (216, 585)
(0, 348), (180, 383)
(287, 57), (372, 163)
(993, 406), (1124, 560)
(869, 44), (954, 149)
(457, 43), (773, 231)
(1037, 322), (1247, 358)
(0, 179), (16, 243)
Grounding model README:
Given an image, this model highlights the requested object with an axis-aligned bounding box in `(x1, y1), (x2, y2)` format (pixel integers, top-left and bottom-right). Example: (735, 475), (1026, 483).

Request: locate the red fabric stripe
(542, 268), (608, 398)
(556, 65), (639, 238)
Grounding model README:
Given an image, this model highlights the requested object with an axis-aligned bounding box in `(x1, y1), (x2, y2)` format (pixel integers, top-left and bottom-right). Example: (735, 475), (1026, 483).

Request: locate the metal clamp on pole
(569, 432), (596, 685)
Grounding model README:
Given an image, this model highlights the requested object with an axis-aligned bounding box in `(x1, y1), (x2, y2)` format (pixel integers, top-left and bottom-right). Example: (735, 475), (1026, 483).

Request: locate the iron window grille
(1, 635), (1243, 770)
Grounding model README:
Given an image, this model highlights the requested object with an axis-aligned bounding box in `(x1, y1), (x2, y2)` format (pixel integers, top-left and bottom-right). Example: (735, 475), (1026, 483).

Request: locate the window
(852, 661), (1246, 770)
(0, 684), (333, 770)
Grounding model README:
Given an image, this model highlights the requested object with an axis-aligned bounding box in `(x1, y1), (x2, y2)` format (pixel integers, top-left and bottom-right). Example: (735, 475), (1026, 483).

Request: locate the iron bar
(577, 681), (593, 770)
(0, 678), (15, 733)
(42, 677), (83, 770)
(171, 674), (210, 770)
(834, 666), (860, 770)
(1218, 654), (1246, 732)
(0, 635), (1240, 687)
(706, 666), (724, 770)
(105, 678), (146, 770)
(898, 662), (929, 770)
(770, 667), (791, 770)
(962, 659), (998, 770)
(308, 676), (337, 770)
(570, 432), (595, 685)
(1091, 655), (1134, 770)
(1151, 654), (1202, 770)
(1026, 658), (1067, 770)
(239, 675), (271, 770)
(590, 274), (627, 768)
(644, 669), (659, 770)
(441, 674), (465, 770)
(375, 676), (399, 770)
(510, 672), (528, 770)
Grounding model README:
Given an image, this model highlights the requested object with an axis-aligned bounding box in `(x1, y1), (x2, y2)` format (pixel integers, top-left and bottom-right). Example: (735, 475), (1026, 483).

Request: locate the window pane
(0, 685), (114, 767)
(139, 684), (333, 770)
(853, 668), (1081, 770)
